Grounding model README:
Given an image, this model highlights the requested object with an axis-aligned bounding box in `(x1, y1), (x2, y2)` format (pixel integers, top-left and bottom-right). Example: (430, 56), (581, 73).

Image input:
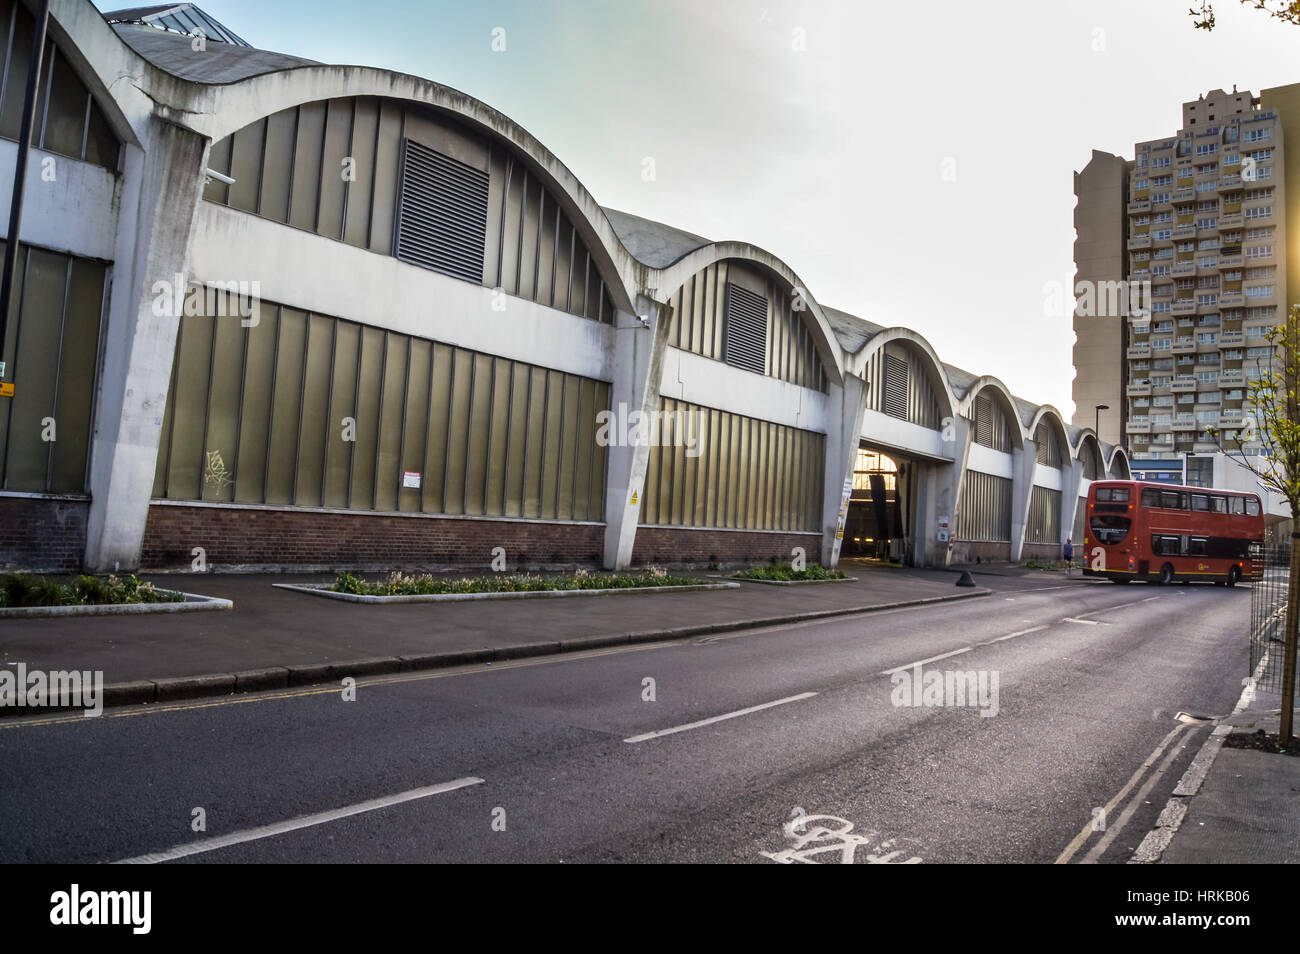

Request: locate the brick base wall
(0, 496), (90, 572)
(1021, 542), (1064, 562)
(949, 540), (1012, 564)
(631, 525), (822, 567)
(141, 503), (606, 571)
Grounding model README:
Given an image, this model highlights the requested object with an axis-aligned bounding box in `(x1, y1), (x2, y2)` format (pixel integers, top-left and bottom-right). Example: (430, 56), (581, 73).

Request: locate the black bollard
(955, 570), (976, 587)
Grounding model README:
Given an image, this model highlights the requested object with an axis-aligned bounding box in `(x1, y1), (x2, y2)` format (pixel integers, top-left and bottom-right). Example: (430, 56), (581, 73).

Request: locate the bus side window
(1230, 496), (1244, 515)
(1152, 535), (1179, 555)
(1246, 498), (1261, 516)
(1191, 494), (1210, 512)
(1141, 488), (1161, 508)
(1210, 495), (1227, 513)
(1188, 537), (1207, 556)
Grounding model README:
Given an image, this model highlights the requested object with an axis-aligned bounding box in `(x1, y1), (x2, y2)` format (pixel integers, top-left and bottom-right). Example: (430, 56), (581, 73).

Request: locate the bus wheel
(1227, 566), (1240, 588)
(1159, 563), (1175, 585)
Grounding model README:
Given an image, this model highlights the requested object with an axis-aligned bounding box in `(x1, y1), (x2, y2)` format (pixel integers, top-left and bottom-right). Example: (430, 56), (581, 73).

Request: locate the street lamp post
(1094, 404), (1109, 437)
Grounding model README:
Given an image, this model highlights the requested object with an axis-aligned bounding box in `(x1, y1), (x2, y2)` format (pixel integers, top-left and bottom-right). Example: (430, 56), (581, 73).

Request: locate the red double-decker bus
(1082, 480), (1264, 585)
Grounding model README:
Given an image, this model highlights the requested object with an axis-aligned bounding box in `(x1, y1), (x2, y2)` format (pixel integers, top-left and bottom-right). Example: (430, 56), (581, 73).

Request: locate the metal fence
(1249, 544), (1294, 692)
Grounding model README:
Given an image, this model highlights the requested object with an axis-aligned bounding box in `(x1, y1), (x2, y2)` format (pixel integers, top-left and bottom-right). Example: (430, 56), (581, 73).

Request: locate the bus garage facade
(0, 0), (1130, 573)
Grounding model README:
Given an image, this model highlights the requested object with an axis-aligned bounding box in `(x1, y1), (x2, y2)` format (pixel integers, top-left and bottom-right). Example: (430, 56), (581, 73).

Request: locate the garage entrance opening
(843, 448), (914, 562)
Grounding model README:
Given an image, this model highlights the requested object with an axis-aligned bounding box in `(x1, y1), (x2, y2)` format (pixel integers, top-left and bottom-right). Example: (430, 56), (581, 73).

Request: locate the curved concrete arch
(852, 327), (961, 422)
(958, 376), (1027, 449)
(1073, 430), (1106, 477)
(653, 240), (846, 385)
(1106, 445), (1132, 479)
(180, 66), (642, 315)
(1026, 405), (1072, 459)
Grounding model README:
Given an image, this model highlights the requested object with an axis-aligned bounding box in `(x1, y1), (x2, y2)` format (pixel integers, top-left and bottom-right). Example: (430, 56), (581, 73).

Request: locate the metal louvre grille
(723, 282), (768, 374)
(974, 394), (995, 447)
(394, 139), (489, 284)
(884, 354), (909, 419)
(1035, 423), (1062, 467)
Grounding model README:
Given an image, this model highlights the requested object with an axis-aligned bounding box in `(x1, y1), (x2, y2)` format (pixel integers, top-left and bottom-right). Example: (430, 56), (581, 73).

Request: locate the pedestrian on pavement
(1063, 538), (1074, 577)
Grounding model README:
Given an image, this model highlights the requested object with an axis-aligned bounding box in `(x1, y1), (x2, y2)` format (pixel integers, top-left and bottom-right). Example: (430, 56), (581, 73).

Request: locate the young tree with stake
(1207, 303), (1300, 741)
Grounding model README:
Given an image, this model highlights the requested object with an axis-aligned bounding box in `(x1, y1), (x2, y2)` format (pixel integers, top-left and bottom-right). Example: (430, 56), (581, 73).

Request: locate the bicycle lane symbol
(759, 810), (923, 864)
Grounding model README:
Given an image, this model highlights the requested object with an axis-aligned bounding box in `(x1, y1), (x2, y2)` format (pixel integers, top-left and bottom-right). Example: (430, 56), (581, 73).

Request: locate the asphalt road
(0, 575), (1250, 864)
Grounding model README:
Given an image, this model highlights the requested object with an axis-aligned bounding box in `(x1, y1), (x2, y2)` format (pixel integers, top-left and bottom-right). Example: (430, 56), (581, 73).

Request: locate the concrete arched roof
(651, 240), (846, 384)
(958, 376), (1026, 450)
(1106, 445), (1132, 478)
(853, 328), (961, 422)
(1027, 406), (1073, 462)
(114, 56), (645, 316)
(67, 0), (1099, 437)
(1074, 430), (1107, 475)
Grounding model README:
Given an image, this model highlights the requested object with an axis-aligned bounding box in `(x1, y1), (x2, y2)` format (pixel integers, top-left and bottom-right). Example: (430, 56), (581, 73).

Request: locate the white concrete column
(916, 415), (970, 567)
(1060, 459), (1085, 548)
(83, 118), (209, 571)
(1009, 441), (1038, 562)
(820, 373), (868, 568)
(601, 293), (671, 570)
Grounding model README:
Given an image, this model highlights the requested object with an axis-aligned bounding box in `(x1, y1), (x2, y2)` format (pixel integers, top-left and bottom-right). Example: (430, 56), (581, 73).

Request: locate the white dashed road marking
(880, 647), (972, 676)
(624, 692), (818, 743)
(114, 777), (485, 864)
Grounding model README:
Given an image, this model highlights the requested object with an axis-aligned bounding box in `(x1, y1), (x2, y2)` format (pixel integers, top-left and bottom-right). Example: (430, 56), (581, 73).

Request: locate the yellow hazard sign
(0, 382), (13, 398)
(630, 491), (639, 505)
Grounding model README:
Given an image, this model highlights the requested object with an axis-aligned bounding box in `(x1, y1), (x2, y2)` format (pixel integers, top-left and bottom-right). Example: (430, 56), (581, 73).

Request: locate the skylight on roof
(103, 3), (252, 48)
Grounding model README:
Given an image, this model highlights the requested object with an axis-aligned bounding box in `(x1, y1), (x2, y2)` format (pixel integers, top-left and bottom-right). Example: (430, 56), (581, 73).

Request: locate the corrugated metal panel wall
(1081, 441), (1102, 479)
(205, 96), (617, 322)
(666, 261), (827, 391)
(638, 396), (824, 531)
(0, 0), (121, 171)
(153, 293), (608, 521)
(955, 470), (1012, 542)
(861, 343), (942, 429)
(1027, 485), (1061, 544)
(0, 241), (107, 494)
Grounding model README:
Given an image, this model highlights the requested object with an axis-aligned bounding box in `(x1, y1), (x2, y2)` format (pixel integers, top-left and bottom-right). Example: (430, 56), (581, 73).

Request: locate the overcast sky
(122, 0), (1300, 417)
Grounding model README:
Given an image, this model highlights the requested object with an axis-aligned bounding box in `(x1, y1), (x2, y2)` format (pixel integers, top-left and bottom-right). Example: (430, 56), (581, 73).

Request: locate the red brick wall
(949, 541), (1012, 564)
(631, 526), (822, 567)
(141, 503), (605, 571)
(1021, 542), (1064, 562)
(0, 497), (89, 572)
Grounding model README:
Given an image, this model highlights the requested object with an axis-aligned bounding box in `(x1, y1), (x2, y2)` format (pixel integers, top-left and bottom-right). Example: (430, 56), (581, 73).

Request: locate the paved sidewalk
(1152, 682), (1300, 864)
(0, 563), (1033, 708)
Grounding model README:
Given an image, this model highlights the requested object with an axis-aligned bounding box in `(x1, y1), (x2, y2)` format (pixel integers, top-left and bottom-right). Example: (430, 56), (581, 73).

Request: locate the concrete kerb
(271, 581), (741, 602)
(726, 576), (859, 586)
(0, 587), (991, 720)
(0, 592), (232, 619)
